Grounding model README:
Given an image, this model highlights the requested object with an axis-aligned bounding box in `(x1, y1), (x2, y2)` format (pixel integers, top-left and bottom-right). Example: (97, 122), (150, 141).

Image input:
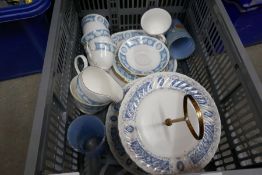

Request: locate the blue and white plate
(118, 72), (221, 174)
(106, 82), (147, 175)
(112, 58), (177, 83)
(118, 36), (170, 76)
(111, 30), (148, 49)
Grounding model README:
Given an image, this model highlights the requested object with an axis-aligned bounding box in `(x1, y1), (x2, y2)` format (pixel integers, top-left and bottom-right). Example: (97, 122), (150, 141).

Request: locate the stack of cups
(81, 14), (116, 70)
(70, 55), (123, 115)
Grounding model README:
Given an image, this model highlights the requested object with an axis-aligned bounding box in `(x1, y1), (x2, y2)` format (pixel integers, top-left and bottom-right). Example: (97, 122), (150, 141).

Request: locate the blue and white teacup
(81, 14), (109, 35)
(70, 75), (108, 114)
(74, 56), (123, 104)
(84, 36), (116, 70)
(81, 28), (110, 46)
(166, 18), (195, 60)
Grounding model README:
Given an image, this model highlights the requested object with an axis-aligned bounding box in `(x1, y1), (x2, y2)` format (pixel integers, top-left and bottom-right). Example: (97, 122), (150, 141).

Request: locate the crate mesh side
(39, 1), (82, 174)
(185, 0), (262, 170)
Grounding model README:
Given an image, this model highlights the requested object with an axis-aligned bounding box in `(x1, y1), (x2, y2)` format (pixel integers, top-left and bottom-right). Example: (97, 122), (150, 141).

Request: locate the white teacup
(84, 36), (116, 70)
(82, 14), (109, 35)
(141, 8), (171, 44)
(74, 55), (123, 104)
(70, 76), (108, 114)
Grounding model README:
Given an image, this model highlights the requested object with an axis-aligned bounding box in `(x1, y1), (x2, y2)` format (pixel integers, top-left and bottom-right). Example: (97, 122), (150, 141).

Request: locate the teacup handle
(74, 55), (89, 74)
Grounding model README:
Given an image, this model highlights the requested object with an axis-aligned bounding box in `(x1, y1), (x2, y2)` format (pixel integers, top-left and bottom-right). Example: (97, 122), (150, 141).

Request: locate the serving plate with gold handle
(118, 72), (221, 174)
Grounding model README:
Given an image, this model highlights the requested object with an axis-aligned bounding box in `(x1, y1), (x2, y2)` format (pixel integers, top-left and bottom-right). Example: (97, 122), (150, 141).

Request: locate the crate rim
(24, 0), (262, 174)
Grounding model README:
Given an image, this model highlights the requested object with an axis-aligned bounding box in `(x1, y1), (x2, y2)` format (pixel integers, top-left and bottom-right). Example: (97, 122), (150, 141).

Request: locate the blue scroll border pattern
(118, 72), (221, 174)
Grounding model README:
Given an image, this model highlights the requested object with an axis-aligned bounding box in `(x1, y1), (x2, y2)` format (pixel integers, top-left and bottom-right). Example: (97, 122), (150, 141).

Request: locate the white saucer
(118, 72), (221, 174)
(112, 58), (177, 83)
(118, 36), (170, 76)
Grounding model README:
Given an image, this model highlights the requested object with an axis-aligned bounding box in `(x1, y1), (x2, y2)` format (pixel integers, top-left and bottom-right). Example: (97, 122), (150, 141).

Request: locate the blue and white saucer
(111, 30), (148, 49)
(112, 58), (177, 83)
(118, 36), (170, 76)
(118, 72), (221, 174)
(106, 82), (147, 175)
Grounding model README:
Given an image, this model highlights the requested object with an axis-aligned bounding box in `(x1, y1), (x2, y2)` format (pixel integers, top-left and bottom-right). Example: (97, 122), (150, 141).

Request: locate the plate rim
(118, 72), (221, 174)
(106, 82), (147, 175)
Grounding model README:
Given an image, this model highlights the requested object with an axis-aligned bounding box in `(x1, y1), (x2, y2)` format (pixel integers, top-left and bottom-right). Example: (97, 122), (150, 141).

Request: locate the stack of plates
(109, 30), (177, 86)
(106, 72), (221, 174)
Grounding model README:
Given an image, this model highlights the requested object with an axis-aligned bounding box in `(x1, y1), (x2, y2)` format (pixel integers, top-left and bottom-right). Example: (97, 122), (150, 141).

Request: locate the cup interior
(67, 115), (105, 154)
(170, 37), (195, 59)
(71, 76), (109, 106)
(141, 8), (172, 35)
(80, 67), (123, 102)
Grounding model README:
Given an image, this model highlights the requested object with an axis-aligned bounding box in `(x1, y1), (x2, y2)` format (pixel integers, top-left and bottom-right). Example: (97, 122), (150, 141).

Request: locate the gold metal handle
(25, 0), (33, 4)
(164, 94), (204, 140)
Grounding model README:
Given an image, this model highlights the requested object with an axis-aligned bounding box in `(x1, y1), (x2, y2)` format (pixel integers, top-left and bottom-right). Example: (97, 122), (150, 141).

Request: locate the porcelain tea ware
(74, 56), (123, 104)
(111, 57), (177, 85)
(106, 82), (147, 175)
(165, 59), (177, 72)
(166, 18), (195, 59)
(84, 36), (116, 70)
(141, 8), (172, 44)
(70, 76), (108, 114)
(111, 30), (148, 49)
(67, 115), (105, 155)
(82, 14), (109, 35)
(118, 36), (170, 76)
(118, 72), (221, 174)
(81, 28), (110, 46)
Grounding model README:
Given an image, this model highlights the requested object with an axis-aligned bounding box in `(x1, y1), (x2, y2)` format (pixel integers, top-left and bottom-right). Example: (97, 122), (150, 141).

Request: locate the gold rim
(115, 58), (146, 77)
(112, 65), (129, 83)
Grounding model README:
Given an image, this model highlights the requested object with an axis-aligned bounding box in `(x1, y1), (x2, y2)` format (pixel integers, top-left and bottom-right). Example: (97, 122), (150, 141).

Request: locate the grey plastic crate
(24, 0), (262, 174)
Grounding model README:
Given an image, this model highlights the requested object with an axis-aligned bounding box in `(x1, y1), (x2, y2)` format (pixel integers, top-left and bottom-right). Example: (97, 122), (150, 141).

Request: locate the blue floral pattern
(81, 14), (109, 28)
(113, 58), (176, 83)
(188, 124), (215, 164)
(81, 29), (110, 45)
(125, 125), (134, 133)
(118, 72), (221, 174)
(130, 140), (170, 173)
(95, 42), (116, 53)
(111, 30), (148, 48)
(118, 36), (170, 75)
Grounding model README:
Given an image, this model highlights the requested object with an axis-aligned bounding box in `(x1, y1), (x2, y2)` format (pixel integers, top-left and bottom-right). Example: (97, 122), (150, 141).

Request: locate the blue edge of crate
(0, 0), (51, 81)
